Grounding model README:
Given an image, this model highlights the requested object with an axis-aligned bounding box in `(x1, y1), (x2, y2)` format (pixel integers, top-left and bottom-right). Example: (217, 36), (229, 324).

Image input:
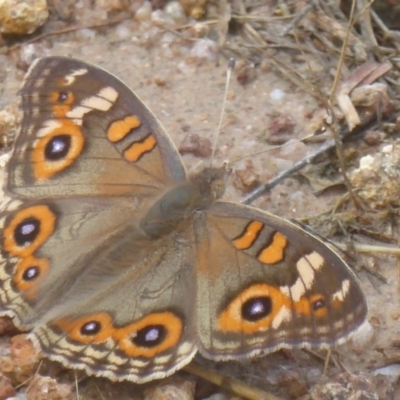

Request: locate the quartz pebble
(0, 0), (49, 35)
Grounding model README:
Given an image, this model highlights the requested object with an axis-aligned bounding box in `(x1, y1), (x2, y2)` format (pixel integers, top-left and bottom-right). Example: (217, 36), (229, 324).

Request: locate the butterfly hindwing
(31, 222), (198, 383)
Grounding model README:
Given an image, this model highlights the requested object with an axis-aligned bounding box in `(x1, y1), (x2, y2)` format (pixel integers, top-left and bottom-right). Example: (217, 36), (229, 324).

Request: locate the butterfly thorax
(140, 166), (227, 239)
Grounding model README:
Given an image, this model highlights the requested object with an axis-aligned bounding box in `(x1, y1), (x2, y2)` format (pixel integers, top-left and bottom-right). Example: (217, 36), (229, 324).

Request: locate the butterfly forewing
(194, 201), (367, 359)
(8, 57), (186, 200)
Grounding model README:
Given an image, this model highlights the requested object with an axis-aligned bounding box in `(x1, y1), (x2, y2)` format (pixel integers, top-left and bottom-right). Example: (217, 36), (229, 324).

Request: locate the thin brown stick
(184, 361), (283, 400)
(2, 16), (130, 55)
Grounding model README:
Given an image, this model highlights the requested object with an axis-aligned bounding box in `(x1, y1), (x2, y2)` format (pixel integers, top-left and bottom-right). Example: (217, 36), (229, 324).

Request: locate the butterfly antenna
(211, 58), (235, 167)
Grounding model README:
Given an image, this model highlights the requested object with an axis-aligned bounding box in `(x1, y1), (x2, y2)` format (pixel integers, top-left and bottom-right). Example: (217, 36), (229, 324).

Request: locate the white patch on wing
(300, 252), (324, 273)
(271, 306), (291, 329)
(64, 68), (88, 85)
(66, 105), (92, 121)
(98, 86), (119, 102)
(81, 94), (114, 111)
(332, 279), (350, 302)
(66, 87), (118, 122)
(37, 120), (62, 137)
(177, 341), (194, 356)
(333, 319), (345, 330)
(154, 354), (172, 365)
(280, 251), (325, 301)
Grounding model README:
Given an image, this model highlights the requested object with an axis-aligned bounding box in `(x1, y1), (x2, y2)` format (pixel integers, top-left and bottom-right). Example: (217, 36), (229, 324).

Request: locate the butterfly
(0, 57), (368, 383)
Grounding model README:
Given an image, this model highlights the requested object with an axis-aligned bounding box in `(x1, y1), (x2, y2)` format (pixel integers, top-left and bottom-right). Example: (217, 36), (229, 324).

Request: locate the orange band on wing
(232, 221), (263, 250)
(3, 205), (56, 258)
(294, 294), (327, 318)
(113, 312), (183, 358)
(55, 313), (114, 344)
(258, 232), (288, 264)
(13, 256), (50, 299)
(219, 285), (329, 334)
(32, 121), (84, 180)
(50, 90), (75, 118)
(107, 116), (141, 142)
(219, 284), (291, 333)
(124, 134), (157, 162)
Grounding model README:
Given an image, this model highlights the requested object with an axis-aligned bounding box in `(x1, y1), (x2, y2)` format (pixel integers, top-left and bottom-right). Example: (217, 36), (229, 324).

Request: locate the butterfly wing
(8, 57), (186, 199)
(1, 56), (194, 383)
(0, 197), (143, 328)
(0, 195), (197, 383)
(194, 201), (368, 359)
(29, 218), (197, 383)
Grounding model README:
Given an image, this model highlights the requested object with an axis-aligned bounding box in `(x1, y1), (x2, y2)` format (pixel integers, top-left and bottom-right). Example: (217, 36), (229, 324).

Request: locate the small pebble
(135, 1), (153, 21)
(0, 0), (49, 34)
(164, 1), (187, 24)
(269, 88), (285, 101)
(190, 38), (219, 62)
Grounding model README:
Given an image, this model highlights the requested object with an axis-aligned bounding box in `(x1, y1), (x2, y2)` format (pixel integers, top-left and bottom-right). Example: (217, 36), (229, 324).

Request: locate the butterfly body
(139, 166), (227, 239)
(0, 57), (367, 383)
